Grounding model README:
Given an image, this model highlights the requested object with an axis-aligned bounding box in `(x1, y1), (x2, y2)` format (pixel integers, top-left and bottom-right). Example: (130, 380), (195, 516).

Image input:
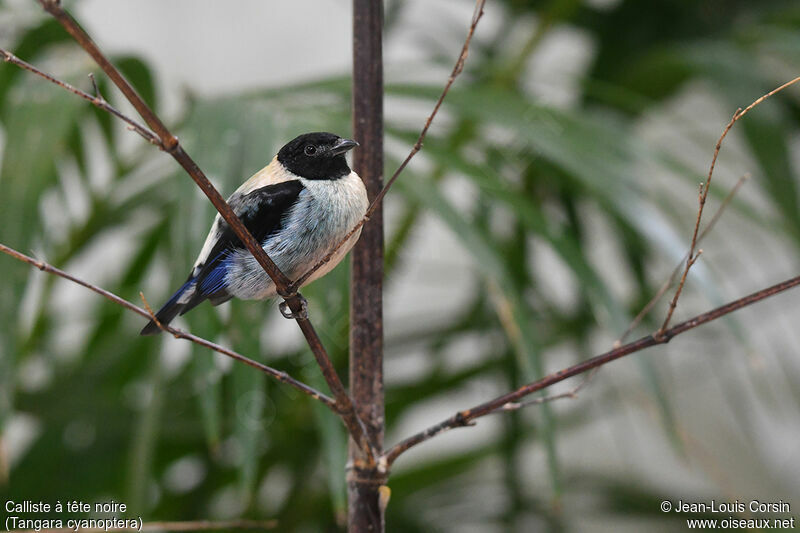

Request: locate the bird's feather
(139, 277), (196, 335)
(140, 179), (304, 334)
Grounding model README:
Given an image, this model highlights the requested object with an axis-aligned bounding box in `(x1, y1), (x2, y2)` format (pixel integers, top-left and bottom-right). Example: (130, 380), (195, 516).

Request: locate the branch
(485, 368), (599, 415)
(13, 0), (375, 459)
(0, 243), (336, 409)
(0, 49), (160, 147)
(520, 177), (749, 413)
(292, 0), (487, 289)
(379, 76), (800, 469)
(30, 0), (290, 291)
(615, 174), (749, 347)
(657, 77), (800, 335)
(348, 1), (387, 528)
(382, 273), (800, 467)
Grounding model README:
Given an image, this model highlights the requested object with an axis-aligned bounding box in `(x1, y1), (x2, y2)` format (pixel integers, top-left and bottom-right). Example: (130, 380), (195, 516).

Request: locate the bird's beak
(330, 138), (359, 155)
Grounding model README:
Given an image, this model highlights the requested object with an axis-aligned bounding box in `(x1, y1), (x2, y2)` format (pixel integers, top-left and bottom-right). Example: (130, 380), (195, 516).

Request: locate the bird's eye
(304, 145), (317, 156)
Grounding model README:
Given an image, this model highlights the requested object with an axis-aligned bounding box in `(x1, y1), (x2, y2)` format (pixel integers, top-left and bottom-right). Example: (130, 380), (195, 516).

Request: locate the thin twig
(32, 0), (289, 295)
(380, 77), (800, 469)
(697, 176), (748, 246)
(486, 368), (599, 414)
(656, 77), (800, 336)
(0, 48), (161, 147)
(33, 1), (291, 289)
(140, 292), (167, 332)
(292, 0), (487, 289)
(0, 243), (336, 411)
(382, 273), (800, 467)
(478, 140), (748, 416)
(36, 0), (176, 149)
(24, 0), (375, 460)
(88, 72), (100, 98)
(615, 175), (749, 346)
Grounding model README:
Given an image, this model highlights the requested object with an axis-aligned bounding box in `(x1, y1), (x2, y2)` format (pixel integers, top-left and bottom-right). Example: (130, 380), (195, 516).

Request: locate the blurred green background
(1, 0), (799, 531)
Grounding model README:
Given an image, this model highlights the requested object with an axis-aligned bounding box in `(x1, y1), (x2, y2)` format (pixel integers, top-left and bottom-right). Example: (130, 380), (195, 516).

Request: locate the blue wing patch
(141, 180), (303, 336)
(199, 254), (230, 296)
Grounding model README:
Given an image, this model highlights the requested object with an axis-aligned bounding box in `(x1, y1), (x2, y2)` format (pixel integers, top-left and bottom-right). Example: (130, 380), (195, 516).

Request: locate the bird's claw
(279, 295), (309, 320)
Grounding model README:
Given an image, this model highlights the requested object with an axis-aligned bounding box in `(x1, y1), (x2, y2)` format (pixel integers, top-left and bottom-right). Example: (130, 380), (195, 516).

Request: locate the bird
(140, 132), (368, 335)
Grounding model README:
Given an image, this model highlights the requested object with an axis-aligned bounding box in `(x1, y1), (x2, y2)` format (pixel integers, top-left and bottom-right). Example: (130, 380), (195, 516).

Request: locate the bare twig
(500, 186), (736, 413)
(36, 0), (176, 149)
(616, 175), (749, 346)
(656, 77), (800, 336)
(0, 243), (336, 411)
(293, 0), (487, 289)
(382, 273), (800, 467)
(0, 48), (160, 147)
(87, 72), (101, 98)
(486, 368), (599, 414)
(140, 292), (168, 332)
(20, 0), (374, 459)
(30, 0), (290, 290)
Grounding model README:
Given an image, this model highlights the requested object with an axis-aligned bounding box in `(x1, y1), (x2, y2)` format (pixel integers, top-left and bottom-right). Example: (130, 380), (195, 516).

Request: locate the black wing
(141, 179), (305, 335)
(184, 179), (304, 311)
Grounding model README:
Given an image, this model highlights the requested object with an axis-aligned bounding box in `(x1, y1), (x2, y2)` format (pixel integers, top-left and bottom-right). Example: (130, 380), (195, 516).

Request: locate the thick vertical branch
(349, 0), (386, 531)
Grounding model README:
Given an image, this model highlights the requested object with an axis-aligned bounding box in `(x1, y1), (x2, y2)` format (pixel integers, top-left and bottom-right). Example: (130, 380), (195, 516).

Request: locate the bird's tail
(140, 279), (195, 336)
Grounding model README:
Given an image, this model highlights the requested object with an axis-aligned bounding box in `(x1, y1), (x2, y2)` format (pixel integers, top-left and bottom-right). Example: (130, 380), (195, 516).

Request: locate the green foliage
(2, 1), (799, 531)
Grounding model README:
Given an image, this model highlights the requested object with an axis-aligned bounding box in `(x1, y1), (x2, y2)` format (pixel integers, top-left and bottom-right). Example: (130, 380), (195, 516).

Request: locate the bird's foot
(279, 295), (309, 320)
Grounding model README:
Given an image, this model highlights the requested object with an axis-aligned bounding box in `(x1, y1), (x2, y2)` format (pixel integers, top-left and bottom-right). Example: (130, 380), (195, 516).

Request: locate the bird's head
(277, 132), (358, 180)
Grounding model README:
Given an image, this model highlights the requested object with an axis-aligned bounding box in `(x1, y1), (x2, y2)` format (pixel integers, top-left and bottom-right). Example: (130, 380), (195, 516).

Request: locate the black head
(277, 132), (358, 180)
